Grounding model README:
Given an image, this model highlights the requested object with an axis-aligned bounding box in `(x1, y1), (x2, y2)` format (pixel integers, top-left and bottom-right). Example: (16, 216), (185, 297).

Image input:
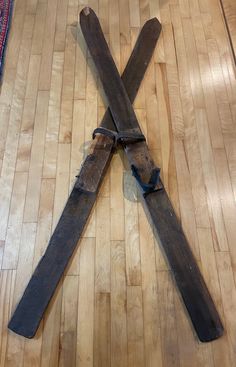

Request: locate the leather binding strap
(92, 126), (146, 147)
(93, 126), (161, 194)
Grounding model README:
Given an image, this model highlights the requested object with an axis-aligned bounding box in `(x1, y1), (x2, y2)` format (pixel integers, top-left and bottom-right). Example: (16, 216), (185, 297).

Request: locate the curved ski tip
(82, 6), (91, 16)
(80, 6), (97, 19)
(144, 17), (162, 33)
(80, 7), (97, 26)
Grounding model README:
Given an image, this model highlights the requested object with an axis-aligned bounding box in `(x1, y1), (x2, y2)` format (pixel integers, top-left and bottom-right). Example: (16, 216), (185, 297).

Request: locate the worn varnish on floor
(0, 0), (236, 366)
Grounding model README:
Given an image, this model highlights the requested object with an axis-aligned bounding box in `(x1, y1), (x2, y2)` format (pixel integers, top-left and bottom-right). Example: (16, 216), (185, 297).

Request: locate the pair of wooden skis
(8, 8), (223, 342)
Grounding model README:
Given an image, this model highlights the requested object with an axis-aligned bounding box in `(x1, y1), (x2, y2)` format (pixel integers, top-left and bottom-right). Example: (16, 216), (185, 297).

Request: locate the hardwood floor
(220, 0), (236, 62)
(0, 0), (236, 366)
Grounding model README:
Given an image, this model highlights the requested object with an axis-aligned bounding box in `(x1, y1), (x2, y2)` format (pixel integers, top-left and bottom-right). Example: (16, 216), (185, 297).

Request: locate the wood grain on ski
(145, 188), (224, 342)
(8, 17), (161, 338)
(80, 7), (223, 342)
(80, 7), (162, 189)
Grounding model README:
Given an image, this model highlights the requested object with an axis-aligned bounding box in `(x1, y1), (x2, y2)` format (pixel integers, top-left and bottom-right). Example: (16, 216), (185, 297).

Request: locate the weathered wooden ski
(80, 7), (223, 342)
(8, 17), (161, 338)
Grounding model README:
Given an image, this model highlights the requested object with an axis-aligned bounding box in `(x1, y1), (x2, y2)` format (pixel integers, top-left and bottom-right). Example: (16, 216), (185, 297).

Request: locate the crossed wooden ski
(8, 8), (223, 342)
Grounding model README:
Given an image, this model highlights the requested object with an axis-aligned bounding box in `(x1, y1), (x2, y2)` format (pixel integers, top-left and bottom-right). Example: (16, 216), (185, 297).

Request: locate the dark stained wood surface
(8, 189), (97, 338)
(145, 187), (224, 341)
(75, 134), (114, 193)
(80, 7), (224, 342)
(8, 17), (161, 338)
(80, 8), (161, 188)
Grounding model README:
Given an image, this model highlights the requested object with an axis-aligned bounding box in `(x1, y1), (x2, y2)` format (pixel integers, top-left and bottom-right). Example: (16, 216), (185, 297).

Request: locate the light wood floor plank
(76, 238), (95, 367)
(61, 25), (76, 101)
(59, 275), (79, 367)
(54, 0), (69, 52)
(127, 286), (145, 367)
(195, 109), (228, 251)
(216, 251), (236, 365)
(139, 204), (163, 367)
(23, 91), (49, 222)
(94, 292), (111, 367)
(2, 172), (28, 270)
(31, 1), (47, 55)
(124, 183), (142, 286)
(111, 240), (128, 367)
(95, 196), (111, 292)
(38, 0), (59, 90)
(158, 271), (180, 367)
(43, 52), (64, 179)
(0, 271), (16, 367)
(171, 5), (210, 228)
(110, 152), (125, 241)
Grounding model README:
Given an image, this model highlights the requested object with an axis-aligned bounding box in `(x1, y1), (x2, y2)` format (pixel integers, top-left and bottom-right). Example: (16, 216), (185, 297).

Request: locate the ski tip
(146, 17), (162, 29)
(80, 6), (97, 20)
(80, 7), (162, 40)
(81, 6), (91, 16)
(142, 17), (162, 37)
(80, 7), (98, 29)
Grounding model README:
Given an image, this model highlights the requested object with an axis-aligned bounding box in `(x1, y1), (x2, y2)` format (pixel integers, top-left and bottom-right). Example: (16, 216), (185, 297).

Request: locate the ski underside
(8, 8), (223, 342)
